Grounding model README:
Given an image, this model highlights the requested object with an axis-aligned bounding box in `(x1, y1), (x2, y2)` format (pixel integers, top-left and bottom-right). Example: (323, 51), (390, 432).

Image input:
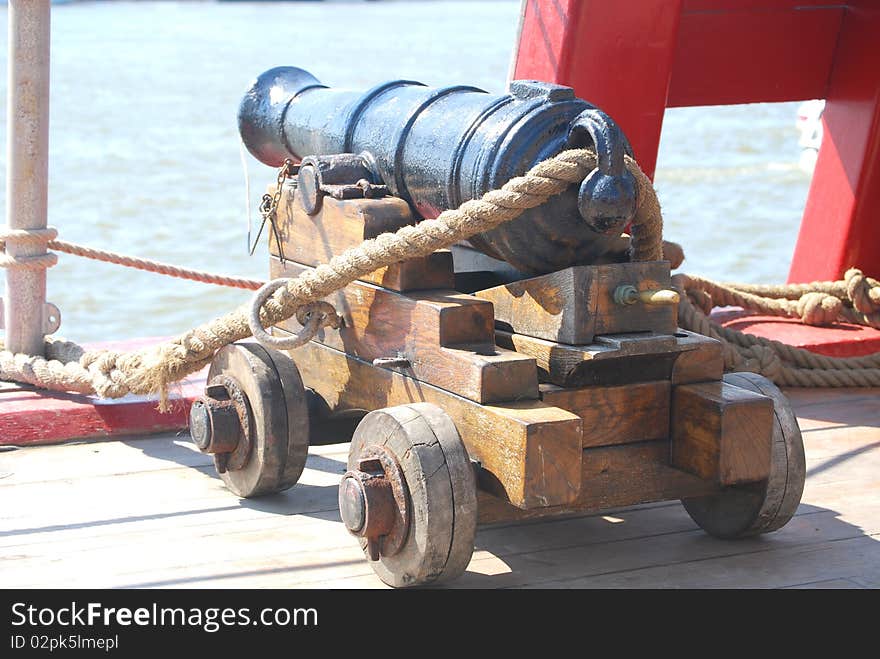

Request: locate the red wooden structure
(0, 337), (205, 446)
(511, 0), (880, 284)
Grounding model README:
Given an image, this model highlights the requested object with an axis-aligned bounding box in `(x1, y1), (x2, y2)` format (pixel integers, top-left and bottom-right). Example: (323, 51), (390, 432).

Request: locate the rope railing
(0, 229), (264, 290)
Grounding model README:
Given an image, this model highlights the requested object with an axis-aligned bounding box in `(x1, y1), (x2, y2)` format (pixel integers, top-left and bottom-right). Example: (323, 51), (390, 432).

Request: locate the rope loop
(0, 226), (58, 248)
(0, 226), (59, 270)
(676, 271), (880, 388)
(0, 251), (58, 270)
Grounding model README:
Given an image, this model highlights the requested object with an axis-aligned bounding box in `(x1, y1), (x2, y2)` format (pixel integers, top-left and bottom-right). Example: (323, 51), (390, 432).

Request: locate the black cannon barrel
(238, 66), (637, 274)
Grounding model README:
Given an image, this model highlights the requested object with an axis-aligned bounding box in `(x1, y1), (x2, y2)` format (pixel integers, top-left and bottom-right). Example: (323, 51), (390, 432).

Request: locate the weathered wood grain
(476, 262), (677, 344)
(671, 381), (774, 486)
(681, 373), (807, 539)
(540, 381), (671, 448)
(347, 404), (477, 587)
(285, 339), (582, 509)
(478, 439), (721, 524)
(269, 183), (454, 291)
(579, 439), (719, 509)
(497, 328), (717, 387)
(272, 259), (538, 404)
(671, 335), (724, 384)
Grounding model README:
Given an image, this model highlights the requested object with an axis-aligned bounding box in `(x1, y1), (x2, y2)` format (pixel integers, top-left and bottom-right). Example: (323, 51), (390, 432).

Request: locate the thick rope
(727, 270), (880, 313)
(0, 227), (59, 270)
(47, 239), (265, 291)
(0, 229), (264, 291)
(683, 268), (880, 329)
(675, 272), (880, 387)
(0, 149), (662, 408)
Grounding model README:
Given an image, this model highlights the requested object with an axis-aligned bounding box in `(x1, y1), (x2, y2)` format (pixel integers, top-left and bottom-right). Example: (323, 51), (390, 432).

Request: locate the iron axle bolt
(339, 461), (397, 543)
(339, 476), (367, 533)
(188, 396), (242, 454)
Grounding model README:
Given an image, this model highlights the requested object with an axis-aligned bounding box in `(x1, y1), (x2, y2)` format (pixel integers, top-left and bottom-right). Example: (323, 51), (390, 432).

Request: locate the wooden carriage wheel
(203, 342), (310, 498)
(682, 372), (806, 538)
(341, 403), (477, 587)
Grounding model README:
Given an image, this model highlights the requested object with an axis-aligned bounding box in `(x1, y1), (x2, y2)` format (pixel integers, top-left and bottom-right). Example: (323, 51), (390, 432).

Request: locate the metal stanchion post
(3, 0), (52, 356)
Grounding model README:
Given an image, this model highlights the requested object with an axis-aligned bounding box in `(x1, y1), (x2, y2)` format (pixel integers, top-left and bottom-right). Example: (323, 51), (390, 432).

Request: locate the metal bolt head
(614, 284), (639, 306)
(340, 446), (411, 558)
(188, 395), (243, 455)
(613, 284), (680, 307)
(189, 400), (213, 450)
(338, 467), (396, 541)
(339, 476), (366, 533)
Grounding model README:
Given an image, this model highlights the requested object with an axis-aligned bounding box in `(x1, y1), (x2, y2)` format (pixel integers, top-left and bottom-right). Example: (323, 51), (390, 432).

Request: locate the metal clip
(0, 300), (60, 335)
(297, 153), (386, 215)
(249, 159), (295, 263)
(372, 355), (411, 369)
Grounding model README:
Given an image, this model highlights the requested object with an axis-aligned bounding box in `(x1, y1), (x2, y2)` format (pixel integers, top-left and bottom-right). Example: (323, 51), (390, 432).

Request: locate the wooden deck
(1, 388), (878, 589)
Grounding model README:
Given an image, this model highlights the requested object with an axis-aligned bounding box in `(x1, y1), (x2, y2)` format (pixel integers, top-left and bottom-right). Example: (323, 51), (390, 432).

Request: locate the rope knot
(796, 291), (842, 326)
(845, 267), (880, 314)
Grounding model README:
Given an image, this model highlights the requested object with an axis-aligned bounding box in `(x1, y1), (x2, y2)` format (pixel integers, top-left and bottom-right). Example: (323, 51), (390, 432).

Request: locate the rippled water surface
(0, 1), (812, 343)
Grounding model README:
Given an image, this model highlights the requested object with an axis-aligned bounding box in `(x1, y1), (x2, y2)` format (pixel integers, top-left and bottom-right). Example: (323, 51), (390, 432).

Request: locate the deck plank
(0, 387), (878, 588)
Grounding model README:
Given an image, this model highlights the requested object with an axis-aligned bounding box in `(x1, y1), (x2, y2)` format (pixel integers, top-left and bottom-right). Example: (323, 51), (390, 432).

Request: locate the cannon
(188, 68), (806, 588)
(238, 66), (638, 274)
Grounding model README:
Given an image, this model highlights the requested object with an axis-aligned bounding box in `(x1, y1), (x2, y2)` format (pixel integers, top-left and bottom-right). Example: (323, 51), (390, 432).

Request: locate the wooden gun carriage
(189, 183), (806, 588)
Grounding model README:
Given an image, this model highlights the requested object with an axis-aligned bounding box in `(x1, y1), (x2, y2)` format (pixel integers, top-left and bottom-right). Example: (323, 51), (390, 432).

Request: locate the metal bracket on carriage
(296, 153), (389, 216)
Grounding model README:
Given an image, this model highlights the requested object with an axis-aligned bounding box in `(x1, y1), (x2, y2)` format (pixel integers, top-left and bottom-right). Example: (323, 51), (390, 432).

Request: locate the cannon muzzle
(238, 66), (638, 274)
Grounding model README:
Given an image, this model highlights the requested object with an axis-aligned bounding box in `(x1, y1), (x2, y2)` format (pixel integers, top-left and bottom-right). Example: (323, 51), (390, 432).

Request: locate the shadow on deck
(0, 388), (877, 588)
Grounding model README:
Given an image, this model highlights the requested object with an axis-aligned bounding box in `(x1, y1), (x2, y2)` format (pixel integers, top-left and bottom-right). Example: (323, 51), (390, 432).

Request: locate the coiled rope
(675, 270), (880, 387)
(1, 147), (878, 407)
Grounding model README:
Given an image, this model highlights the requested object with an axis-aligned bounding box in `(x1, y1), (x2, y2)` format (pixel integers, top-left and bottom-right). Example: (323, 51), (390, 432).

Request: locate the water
(0, 1), (812, 344)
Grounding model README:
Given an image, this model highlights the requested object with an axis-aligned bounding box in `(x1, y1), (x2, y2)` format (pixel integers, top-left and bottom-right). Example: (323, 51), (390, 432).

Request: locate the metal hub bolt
(189, 396), (243, 454)
(338, 449), (410, 561)
(190, 399), (240, 452)
(339, 458), (395, 536)
(339, 476), (367, 533)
